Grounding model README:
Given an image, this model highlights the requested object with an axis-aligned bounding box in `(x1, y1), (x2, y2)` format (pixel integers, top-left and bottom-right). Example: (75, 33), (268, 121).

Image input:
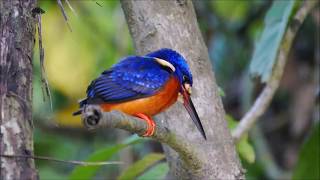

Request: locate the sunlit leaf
(226, 115), (255, 163)
(293, 123), (320, 180)
(137, 162), (169, 180)
(42, 7), (95, 99)
(41, 2), (132, 100)
(118, 153), (165, 180)
(249, 0), (296, 82)
(69, 135), (144, 180)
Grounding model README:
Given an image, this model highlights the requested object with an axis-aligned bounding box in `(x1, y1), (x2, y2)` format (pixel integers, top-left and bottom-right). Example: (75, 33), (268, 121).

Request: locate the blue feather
(146, 48), (193, 86)
(84, 49), (193, 105)
(85, 56), (171, 103)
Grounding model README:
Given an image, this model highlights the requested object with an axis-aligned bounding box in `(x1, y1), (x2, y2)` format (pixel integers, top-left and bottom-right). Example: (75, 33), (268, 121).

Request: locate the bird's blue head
(146, 49), (206, 139)
(146, 48), (193, 89)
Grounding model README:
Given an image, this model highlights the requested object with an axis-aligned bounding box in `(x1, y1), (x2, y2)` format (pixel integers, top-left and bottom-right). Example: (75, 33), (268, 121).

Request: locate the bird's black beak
(181, 84), (206, 140)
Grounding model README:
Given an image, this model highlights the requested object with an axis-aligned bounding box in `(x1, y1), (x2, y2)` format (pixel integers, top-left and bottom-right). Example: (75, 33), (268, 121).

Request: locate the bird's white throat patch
(184, 83), (192, 94)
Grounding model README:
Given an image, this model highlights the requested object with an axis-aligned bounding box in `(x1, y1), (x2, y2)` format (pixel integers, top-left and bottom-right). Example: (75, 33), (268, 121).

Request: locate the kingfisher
(73, 48), (206, 139)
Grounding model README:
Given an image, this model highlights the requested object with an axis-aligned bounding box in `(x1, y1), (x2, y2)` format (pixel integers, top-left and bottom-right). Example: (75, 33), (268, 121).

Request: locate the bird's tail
(72, 109), (82, 116)
(72, 98), (87, 116)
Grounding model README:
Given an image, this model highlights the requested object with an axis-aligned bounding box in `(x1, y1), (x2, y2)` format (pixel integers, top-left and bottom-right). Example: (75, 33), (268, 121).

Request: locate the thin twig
(65, 0), (78, 17)
(0, 154), (123, 166)
(232, 0), (318, 142)
(94, 0), (103, 7)
(36, 10), (53, 110)
(57, 0), (72, 32)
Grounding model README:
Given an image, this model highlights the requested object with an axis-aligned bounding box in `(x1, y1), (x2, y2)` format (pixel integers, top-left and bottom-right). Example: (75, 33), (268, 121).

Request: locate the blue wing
(85, 56), (171, 104)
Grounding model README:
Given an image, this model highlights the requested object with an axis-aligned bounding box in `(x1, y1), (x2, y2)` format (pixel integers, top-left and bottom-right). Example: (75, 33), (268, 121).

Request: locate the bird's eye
(183, 75), (189, 83)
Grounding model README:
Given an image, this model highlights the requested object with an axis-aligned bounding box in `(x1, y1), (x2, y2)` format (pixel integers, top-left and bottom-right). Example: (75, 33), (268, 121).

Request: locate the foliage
(118, 153), (165, 180)
(137, 162), (169, 180)
(33, 2), (136, 178)
(69, 135), (143, 179)
(34, 128), (89, 179)
(33, 1), (133, 127)
(293, 123), (320, 180)
(226, 115), (255, 163)
(211, 0), (250, 24)
(249, 0), (296, 82)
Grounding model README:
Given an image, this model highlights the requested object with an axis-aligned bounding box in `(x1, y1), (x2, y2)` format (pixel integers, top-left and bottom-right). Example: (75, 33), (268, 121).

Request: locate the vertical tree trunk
(121, 0), (244, 179)
(0, 0), (38, 179)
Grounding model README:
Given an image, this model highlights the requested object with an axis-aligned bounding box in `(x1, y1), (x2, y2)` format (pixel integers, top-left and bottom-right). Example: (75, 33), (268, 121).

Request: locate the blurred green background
(33, 1), (319, 179)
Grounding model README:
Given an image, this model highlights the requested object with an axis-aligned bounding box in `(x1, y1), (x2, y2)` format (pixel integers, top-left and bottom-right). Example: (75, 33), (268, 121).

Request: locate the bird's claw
(134, 113), (156, 137)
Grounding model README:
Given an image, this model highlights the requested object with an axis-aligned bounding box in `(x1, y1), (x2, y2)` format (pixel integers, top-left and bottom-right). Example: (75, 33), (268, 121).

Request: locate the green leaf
(39, 167), (66, 180)
(118, 153), (165, 180)
(293, 123), (320, 180)
(237, 134), (255, 164)
(138, 162), (169, 180)
(226, 114), (238, 130)
(69, 135), (143, 180)
(211, 0), (250, 23)
(218, 86), (226, 97)
(249, 0), (296, 82)
(226, 115), (255, 163)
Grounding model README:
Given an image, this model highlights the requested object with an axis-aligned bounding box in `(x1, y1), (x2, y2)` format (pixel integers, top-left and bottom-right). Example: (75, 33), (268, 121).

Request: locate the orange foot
(134, 113), (156, 137)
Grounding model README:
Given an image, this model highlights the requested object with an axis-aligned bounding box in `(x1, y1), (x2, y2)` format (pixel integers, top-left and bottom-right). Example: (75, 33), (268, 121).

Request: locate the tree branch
(81, 105), (202, 169)
(232, 0), (318, 142)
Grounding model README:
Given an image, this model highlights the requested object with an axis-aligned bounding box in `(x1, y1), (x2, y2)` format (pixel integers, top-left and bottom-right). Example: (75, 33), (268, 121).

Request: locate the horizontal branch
(81, 105), (202, 169)
(232, 0), (317, 142)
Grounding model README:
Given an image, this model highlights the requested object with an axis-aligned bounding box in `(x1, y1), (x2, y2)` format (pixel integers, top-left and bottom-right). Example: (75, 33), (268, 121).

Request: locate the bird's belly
(100, 77), (180, 116)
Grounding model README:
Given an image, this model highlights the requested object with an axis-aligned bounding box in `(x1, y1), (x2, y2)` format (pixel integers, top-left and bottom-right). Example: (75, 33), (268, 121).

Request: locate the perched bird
(73, 48), (206, 139)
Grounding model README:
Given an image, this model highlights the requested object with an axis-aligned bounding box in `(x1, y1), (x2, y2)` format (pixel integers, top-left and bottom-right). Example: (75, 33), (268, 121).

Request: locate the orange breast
(100, 76), (180, 116)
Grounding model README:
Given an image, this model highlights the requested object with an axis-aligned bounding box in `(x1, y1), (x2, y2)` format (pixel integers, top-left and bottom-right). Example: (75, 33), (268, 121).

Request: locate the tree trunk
(0, 0), (38, 179)
(120, 0), (244, 179)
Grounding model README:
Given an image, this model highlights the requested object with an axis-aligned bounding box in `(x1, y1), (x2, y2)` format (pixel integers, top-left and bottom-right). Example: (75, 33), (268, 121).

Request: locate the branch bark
(232, 0), (318, 142)
(0, 0), (38, 179)
(114, 0), (244, 179)
(82, 106), (201, 169)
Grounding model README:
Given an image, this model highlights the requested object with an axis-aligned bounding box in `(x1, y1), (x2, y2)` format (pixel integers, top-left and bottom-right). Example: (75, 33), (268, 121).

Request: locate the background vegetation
(33, 1), (319, 179)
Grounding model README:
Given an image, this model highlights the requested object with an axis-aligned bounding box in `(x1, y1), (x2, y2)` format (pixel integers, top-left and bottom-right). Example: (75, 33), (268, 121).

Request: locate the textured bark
(120, 0), (244, 179)
(0, 0), (38, 179)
